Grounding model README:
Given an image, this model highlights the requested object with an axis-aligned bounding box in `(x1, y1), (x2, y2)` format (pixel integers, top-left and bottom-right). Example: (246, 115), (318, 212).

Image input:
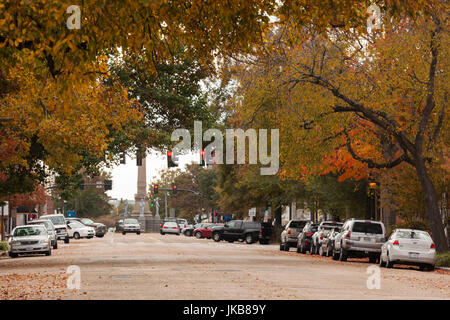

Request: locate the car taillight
(305, 232), (313, 236)
(393, 240), (399, 246)
(174, 227), (178, 229)
(259, 230), (262, 236)
(345, 231), (351, 239)
(430, 243), (435, 249)
(65, 228), (67, 232)
(163, 226), (168, 229)
(320, 235), (323, 240)
(288, 230), (291, 235)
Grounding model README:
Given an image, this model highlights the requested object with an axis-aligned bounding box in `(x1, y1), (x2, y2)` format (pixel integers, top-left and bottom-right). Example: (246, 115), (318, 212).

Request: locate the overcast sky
(106, 149), (198, 201)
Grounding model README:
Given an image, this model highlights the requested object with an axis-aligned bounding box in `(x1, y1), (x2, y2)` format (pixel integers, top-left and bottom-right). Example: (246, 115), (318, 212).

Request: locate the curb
(436, 267), (450, 271)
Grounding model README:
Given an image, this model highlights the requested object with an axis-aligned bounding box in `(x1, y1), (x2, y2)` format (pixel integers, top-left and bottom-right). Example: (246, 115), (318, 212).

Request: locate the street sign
(66, 210), (76, 218)
(249, 207), (256, 217)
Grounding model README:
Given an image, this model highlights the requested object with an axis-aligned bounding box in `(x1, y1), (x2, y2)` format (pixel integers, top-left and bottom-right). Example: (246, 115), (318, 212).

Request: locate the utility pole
(165, 192), (168, 218)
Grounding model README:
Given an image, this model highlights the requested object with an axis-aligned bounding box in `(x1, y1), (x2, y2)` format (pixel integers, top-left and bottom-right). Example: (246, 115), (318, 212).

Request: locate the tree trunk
(414, 156), (448, 252)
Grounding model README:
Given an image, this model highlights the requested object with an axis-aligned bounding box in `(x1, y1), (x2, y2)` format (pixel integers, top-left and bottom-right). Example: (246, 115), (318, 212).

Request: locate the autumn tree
(229, 7), (449, 251)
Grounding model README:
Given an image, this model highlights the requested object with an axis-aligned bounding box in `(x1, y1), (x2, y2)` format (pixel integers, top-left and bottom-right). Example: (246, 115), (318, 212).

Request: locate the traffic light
(200, 149), (205, 166)
(104, 179), (112, 191)
(150, 202), (154, 207)
(167, 150), (178, 167)
(172, 184), (177, 194)
(119, 152), (126, 164)
(153, 185), (158, 194)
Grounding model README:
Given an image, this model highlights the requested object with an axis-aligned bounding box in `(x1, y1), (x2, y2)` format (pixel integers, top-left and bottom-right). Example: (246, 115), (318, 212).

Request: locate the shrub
(0, 241), (7, 252)
(435, 252), (450, 268)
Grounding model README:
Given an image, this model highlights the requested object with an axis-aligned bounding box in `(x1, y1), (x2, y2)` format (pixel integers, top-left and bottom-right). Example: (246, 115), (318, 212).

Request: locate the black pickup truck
(212, 220), (262, 244)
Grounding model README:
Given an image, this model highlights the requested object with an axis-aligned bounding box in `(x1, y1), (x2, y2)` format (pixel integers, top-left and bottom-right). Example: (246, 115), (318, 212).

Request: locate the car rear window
(290, 221), (307, 229)
(396, 230), (431, 240)
(352, 222), (383, 234)
(244, 222), (261, 229)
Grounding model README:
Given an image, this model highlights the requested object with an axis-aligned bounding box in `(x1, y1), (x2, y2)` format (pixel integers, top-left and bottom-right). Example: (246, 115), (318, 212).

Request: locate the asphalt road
(0, 232), (449, 300)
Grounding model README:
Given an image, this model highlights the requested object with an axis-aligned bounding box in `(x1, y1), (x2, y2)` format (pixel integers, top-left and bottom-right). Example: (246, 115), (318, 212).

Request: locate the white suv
(40, 214), (70, 243)
(332, 219), (386, 263)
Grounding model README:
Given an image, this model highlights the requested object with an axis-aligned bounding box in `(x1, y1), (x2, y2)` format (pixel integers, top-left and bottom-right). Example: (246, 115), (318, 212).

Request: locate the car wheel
(137, 232), (140, 235)
(319, 245), (324, 256)
(386, 252), (393, 268)
(122, 232), (126, 235)
(368, 254), (377, 264)
(427, 264), (435, 271)
(309, 244), (314, 255)
(53, 243), (58, 250)
(9, 252), (17, 258)
(332, 248), (339, 260)
(64, 237), (70, 244)
(339, 246), (347, 261)
(161, 232), (165, 235)
(87, 236), (93, 239)
(245, 234), (253, 244)
(227, 240), (234, 243)
(96, 234), (104, 238)
(213, 233), (221, 242)
(73, 232), (80, 240)
(296, 244), (301, 253)
(45, 250), (51, 256)
(280, 243), (284, 251)
(300, 242), (306, 254)
(195, 232), (202, 239)
(379, 254), (385, 267)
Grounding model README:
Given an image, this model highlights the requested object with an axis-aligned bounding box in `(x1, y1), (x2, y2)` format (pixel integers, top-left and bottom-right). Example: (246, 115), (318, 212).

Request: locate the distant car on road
(332, 219), (386, 263)
(7, 225), (52, 258)
(194, 224), (223, 239)
(310, 221), (343, 255)
(177, 218), (188, 233)
(115, 219), (124, 232)
(40, 214), (70, 243)
(380, 229), (435, 271)
(212, 220), (261, 244)
(67, 217), (107, 237)
(280, 220), (309, 251)
(296, 222), (319, 254)
(160, 221), (181, 235)
(66, 220), (95, 239)
(27, 219), (58, 249)
(182, 223), (199, 237)
(122, 218), (141, 235)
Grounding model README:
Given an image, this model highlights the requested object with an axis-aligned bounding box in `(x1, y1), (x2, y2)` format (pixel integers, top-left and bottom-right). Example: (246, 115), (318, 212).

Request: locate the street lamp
(369, 181), (378, 220)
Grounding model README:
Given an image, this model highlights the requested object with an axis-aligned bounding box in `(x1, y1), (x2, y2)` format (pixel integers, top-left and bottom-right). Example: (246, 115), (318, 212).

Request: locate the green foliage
(435, 252), (450, 268)
(0, 241), (7, 252)
(389, 220), (431, 235)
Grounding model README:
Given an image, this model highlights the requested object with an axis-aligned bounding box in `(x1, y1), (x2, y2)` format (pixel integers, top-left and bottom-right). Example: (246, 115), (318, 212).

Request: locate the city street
(0, 232), (449, 300)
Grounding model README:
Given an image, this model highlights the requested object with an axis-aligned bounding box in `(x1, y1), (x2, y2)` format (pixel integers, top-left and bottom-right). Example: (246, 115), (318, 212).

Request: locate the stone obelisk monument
(131, 156), (159, 231)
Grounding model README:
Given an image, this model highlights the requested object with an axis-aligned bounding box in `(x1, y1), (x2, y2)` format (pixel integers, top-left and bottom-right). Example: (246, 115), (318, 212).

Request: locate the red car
(194, 224), (222, 239)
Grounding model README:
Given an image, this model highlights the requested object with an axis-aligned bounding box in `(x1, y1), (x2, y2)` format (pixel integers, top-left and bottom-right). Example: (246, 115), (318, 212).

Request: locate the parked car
(67, 218), (107, 237)
(66, 220), (95, 239)
(310, 221), (344, 254)
(280, 220), (309, 251)
(296, 222), (319, 253)
(183, 223), (199, 236)
(40, 214), (70, 243)
(115, 219), (124, 232)
(160, 221), (181, 235)
(212, 220), (261, 244)
(122, 218), (141, 235)
(259, 222), (273, 245)
(194, 224), (223, 239)
(332, 219), (386, 263)
(380, 229), (436, 271)
(177, 218), (188, 233)
(27, 220), (58, 249)
(319, 227), (341, 256)
(7, 225), (51, 258)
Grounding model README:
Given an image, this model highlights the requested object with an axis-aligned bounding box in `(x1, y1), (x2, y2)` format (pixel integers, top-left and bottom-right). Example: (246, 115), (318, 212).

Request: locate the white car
(160, 221), (181, 235)
(7, 225), (51, 258)
(380, 229), (436, 271)
(66, 220), (95, 239)
(177, 218), (188, 233)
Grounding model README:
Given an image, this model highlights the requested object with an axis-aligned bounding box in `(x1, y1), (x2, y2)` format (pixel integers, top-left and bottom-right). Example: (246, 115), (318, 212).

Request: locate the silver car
(7, 225), (52, 258)
(122, 218), (141, 235)
(280, 220), (309, 251)
(310, 221), (343, 255)
(332, 219), (386, 263)
(160, 221), (181, 235)
(28, 220), (58, 249)
(380, 229), (436, 271)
